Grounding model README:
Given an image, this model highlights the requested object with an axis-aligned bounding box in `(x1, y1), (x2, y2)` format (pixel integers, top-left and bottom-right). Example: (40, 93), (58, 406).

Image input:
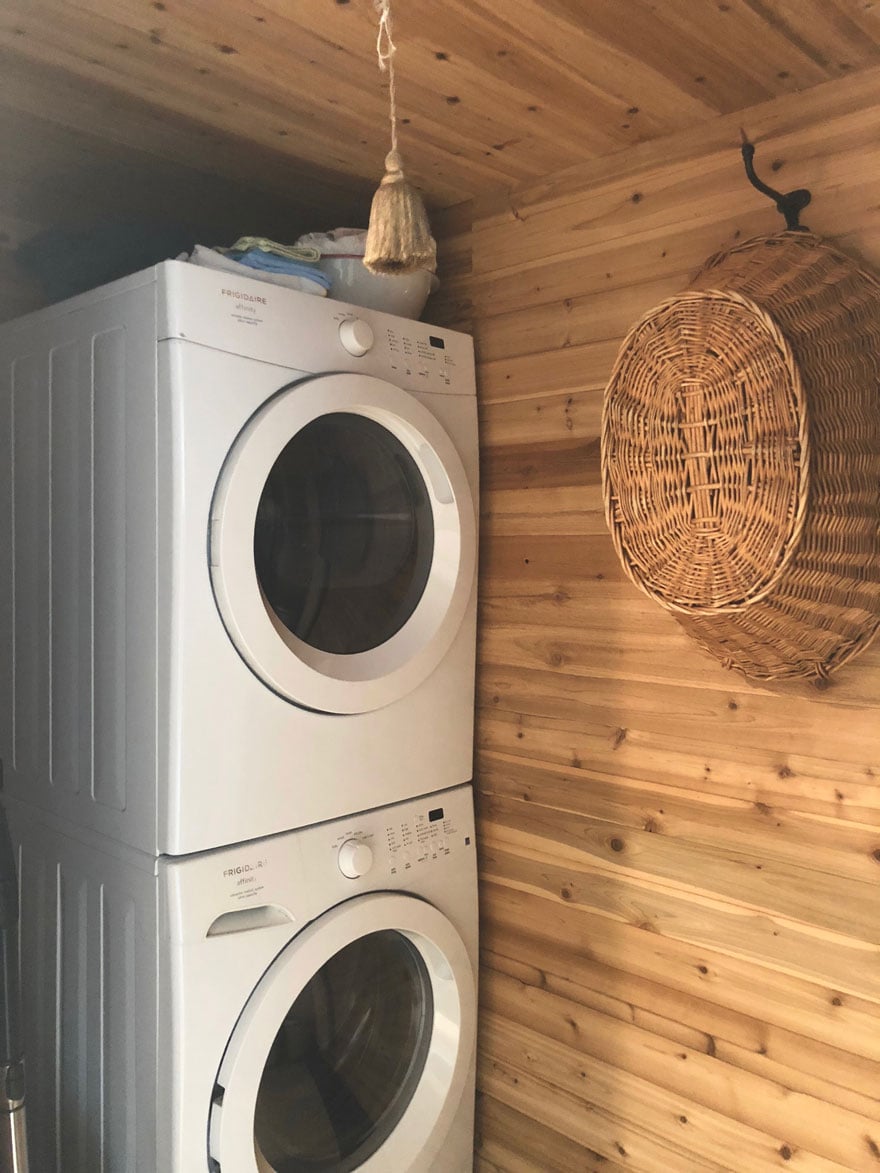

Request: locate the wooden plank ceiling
(2, 0), (880, 213)
(2, 0), (879, 319)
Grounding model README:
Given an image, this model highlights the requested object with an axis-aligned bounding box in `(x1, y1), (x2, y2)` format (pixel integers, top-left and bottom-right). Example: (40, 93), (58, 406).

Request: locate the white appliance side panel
(8, 801), (158, 1173)
(0, 282), (160, 852)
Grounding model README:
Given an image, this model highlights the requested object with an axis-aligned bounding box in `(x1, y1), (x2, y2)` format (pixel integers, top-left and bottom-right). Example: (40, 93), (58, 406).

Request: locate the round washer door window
(253, 930), (432, 1171)
(207, 894), (477, 1173)
(210, 374), (476, 714)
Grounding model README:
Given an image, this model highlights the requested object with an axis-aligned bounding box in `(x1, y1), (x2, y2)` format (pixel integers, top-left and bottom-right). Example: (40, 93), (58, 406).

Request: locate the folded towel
(225, 235), (321, 264)
(186, 245), (328, 296)
(227, 248), (332, 286)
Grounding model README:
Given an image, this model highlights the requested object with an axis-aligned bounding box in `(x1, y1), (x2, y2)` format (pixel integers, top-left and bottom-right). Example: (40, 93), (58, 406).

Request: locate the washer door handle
(206, 904), (294, 938)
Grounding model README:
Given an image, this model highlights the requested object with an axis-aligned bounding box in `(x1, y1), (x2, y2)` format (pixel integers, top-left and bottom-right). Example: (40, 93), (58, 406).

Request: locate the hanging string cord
(375, 0), (399, 157)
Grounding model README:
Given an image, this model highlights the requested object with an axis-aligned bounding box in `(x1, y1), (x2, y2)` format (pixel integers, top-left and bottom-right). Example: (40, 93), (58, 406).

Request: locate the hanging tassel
(364, 0), (437, 276)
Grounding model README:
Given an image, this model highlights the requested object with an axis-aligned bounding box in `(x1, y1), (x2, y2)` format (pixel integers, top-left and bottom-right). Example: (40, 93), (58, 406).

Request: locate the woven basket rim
(602, 286), (811, 615)
(698, 230), (880, 293)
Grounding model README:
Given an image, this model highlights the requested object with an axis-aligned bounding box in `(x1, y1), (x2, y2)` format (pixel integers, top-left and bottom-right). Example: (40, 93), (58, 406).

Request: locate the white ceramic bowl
(317, 256), (439, 319)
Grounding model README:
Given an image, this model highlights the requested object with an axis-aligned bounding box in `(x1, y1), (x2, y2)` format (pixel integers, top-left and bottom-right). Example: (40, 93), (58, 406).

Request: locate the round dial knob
(337, 839), (374, 879)
(338, 318), (375, 357)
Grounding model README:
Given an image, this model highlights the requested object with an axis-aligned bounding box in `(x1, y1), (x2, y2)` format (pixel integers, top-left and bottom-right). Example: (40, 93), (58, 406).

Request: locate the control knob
(339, 318), (375, 357)
(337, 839), (374, 879)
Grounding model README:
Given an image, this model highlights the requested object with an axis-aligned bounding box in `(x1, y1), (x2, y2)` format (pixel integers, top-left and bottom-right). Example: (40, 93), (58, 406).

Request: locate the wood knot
(610, 837), (625, 852)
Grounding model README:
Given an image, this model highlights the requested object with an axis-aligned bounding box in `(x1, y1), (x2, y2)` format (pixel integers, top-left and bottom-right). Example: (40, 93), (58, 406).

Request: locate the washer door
(210, 373), (476, 714)
(207, 893), (476, 1173)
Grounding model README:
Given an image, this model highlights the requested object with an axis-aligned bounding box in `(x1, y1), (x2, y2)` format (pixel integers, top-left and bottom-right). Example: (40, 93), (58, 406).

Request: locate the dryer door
(210, 373), (476, 714)
(207, 893), (476, 1173)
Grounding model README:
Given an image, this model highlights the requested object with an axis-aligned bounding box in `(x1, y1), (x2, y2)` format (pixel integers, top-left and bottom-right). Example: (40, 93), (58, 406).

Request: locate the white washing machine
(0, 262), (479, 855)
(10, 783), (478, 1173)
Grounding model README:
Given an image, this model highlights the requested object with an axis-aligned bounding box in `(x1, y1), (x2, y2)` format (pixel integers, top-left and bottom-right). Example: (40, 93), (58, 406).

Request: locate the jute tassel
(364, 0), (437, 275)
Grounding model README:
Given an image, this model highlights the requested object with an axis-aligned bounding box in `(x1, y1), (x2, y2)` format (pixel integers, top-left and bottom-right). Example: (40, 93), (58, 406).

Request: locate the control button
(339, 318), (374, 357)
(338, 839), (374, 879)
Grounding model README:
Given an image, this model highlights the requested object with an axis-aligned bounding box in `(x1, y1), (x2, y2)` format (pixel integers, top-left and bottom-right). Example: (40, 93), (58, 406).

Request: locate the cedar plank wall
(433, 67), (880, 1172)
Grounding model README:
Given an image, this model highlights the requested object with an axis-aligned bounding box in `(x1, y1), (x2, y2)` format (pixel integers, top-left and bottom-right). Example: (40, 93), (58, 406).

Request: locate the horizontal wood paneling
(454, 63), (880, 1172)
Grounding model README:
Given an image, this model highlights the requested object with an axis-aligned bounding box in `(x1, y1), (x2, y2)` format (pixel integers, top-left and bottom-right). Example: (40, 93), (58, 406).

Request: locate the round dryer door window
(254, 413), (434, 657)
(207, 894), (477, 1173)
(210, 374), (476, 714)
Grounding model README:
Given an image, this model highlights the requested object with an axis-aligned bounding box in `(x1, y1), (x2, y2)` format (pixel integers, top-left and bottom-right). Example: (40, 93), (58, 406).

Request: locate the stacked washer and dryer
(0, 260), (480, 1172)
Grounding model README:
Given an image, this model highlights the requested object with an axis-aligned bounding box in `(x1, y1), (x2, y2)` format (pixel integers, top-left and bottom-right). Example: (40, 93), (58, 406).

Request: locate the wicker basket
(602, 232), (880, 681)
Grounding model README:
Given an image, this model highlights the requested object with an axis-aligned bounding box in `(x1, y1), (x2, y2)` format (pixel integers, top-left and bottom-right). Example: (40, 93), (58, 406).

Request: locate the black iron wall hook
(739, 129), (811, 232)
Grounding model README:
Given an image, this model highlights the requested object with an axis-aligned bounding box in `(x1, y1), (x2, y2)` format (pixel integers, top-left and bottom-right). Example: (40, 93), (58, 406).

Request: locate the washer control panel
(337, 838), (374, 879)
(316, 785), (474, 887)
(384, 803), (462, 876)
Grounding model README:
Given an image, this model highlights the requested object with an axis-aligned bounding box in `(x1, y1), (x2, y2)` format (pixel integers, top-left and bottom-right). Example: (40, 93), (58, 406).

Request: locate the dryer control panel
(158, 260), (476, 397)
(333, 314), (461, 393)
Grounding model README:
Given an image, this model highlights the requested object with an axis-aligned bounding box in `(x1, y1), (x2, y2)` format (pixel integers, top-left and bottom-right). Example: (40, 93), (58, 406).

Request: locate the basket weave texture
(602, 232), (880, 681)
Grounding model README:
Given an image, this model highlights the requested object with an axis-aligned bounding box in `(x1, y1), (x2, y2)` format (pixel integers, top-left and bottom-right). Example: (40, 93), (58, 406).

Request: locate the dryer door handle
(206, 904), (294, 938)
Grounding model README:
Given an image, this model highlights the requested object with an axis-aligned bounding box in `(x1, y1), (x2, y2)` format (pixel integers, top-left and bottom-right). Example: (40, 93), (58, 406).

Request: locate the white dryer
(11, 784), (478, 1173)
(0, 262), (479, 854)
